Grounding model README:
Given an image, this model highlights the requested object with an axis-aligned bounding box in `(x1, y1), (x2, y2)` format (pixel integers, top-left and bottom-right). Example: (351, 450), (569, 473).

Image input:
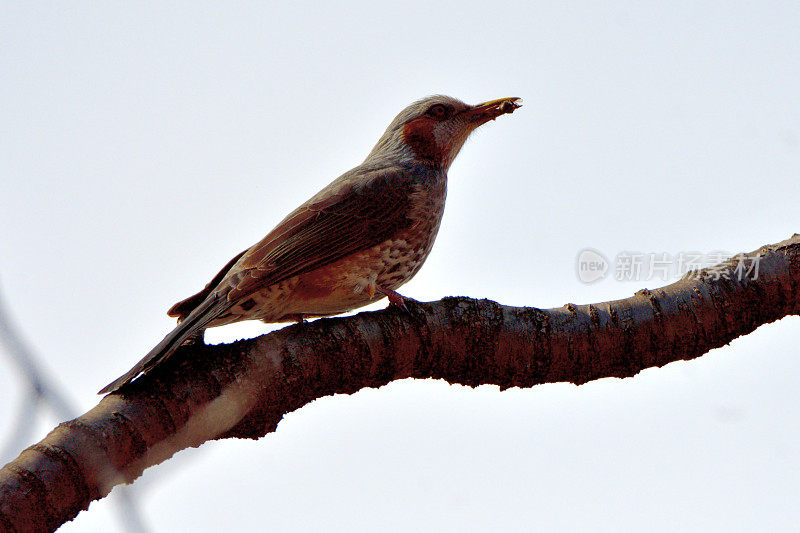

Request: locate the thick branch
(1, 235), (798, 532)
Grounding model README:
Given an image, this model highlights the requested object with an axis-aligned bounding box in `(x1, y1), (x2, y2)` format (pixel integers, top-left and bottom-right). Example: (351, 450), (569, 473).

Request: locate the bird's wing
(167, 249), (247, 320)
(221, 165), (420, 302)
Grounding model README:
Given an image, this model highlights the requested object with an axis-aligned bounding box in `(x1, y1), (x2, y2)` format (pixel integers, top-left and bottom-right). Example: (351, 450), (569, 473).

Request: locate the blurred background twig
(0, 284), (148, 533)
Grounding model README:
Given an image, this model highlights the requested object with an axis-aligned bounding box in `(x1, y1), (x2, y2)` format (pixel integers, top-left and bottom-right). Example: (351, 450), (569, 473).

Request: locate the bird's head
(367, 95), (522, 171)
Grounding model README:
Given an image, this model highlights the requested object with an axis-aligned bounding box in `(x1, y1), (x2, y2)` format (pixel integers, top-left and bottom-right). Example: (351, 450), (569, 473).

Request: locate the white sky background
(2, 1), (799, 531)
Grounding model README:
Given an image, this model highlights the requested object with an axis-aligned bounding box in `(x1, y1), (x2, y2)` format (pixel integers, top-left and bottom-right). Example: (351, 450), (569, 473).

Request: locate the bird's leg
(182, 329), (206, 347)
(376, 286), (411, 312)
(279, 314), (307, 324)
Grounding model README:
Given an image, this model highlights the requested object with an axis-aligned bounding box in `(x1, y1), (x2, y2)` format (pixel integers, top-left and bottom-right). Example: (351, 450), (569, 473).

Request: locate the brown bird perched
(99, 95), (521, 394)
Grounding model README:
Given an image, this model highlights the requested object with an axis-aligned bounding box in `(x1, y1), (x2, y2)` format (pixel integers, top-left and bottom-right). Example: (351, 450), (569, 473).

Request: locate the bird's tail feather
(98, 295), (230, 394)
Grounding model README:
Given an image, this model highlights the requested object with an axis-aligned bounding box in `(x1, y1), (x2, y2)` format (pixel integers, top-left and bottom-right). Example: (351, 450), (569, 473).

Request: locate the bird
(99, 95), (521, 394)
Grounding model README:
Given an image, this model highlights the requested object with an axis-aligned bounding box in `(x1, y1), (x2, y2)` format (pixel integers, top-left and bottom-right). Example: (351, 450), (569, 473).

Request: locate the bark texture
(1, 235), (798, 532)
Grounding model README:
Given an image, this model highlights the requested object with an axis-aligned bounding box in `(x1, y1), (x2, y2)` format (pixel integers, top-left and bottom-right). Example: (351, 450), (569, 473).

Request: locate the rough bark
(1, 235), (798, 532)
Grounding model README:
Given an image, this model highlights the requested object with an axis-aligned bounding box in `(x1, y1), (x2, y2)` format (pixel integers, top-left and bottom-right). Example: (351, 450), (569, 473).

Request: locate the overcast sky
(2, 1), (799, 531)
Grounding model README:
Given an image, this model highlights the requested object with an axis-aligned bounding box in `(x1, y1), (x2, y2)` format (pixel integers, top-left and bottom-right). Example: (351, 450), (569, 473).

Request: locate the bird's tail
(98, 295), (230, 394)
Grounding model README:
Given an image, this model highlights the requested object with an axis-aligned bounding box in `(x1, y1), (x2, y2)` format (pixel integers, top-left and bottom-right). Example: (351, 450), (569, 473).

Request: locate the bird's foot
(376, 287), (412, 312)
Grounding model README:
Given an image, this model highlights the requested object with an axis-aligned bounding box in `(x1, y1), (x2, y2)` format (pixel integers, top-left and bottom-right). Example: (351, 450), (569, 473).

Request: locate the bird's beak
(464, 97), (522, 126)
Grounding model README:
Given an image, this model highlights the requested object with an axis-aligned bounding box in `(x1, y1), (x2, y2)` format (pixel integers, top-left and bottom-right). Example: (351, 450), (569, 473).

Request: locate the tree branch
(1, 235), (798, 532)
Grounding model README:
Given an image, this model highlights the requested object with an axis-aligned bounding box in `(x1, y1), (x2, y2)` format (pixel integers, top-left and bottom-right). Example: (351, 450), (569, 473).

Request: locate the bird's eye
(427, 104), (450, 119)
